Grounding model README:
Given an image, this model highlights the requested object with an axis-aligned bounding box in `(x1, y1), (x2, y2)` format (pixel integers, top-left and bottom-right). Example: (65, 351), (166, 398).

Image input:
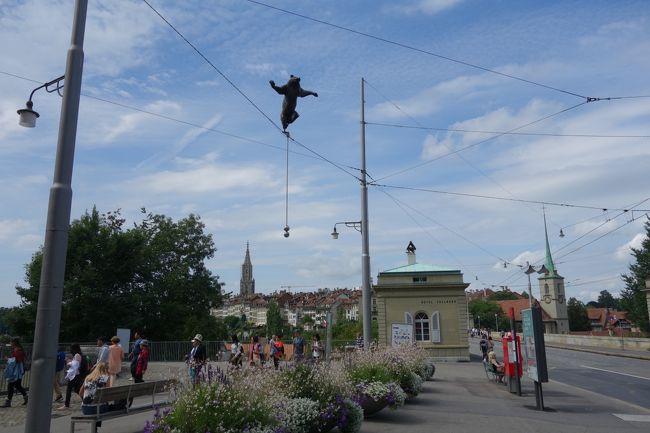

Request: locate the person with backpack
(58, 343), (87, 410)
(128, 331), (144, 381)
(2, 338), (28, 408)
(53, 349), (66, 402)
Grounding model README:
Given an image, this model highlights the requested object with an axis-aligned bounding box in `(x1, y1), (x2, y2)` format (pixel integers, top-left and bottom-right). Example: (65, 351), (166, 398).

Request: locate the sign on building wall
(391, 323), (413, 347)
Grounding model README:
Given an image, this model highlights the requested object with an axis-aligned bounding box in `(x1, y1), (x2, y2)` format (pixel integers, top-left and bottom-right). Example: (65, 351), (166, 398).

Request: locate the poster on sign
(391, 323), (413, 347)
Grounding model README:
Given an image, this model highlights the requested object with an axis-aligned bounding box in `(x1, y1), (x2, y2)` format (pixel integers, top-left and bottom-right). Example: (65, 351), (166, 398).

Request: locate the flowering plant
(337, 398), (363, 433)
(401, 371), (424, 397)
(353, 381), (405, 409)
(275, 398), (320, 433)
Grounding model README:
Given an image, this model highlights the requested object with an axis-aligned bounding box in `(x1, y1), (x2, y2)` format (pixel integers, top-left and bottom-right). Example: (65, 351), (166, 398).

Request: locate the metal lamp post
(20, 1), (87, 432)
(524, 261), (548, 308)
(332, 78), (372, 350)
(495, 313), (499, 333)
(359, 78), (371, 350)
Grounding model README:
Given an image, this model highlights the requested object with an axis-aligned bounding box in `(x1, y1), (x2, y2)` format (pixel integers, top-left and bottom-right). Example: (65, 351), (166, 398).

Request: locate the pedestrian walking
(58, 343), (88, 410)
(187, 334), (206, 385)
(108, 336), (124, 386)
(250, 335), (263, 367)
(128, 331), (144, 381)
(271, 335), (285, 370)
(312, 334), (322, 363)
(134, 340), (149, 383)
(94, 336), (110, 370)
(2, 338), (28, 408)
(292, 330), (305, 363)
(229, 335), (243, 368)
(53, 348), (66, 402)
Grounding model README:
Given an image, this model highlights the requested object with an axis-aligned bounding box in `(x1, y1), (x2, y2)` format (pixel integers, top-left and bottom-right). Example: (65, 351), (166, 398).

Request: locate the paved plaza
(1, 351), (649, 433)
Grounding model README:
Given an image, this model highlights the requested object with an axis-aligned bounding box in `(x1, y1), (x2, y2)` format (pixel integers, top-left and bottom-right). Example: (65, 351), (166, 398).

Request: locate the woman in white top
(58, 343), (87, 410)
(312, 334), (322, 363)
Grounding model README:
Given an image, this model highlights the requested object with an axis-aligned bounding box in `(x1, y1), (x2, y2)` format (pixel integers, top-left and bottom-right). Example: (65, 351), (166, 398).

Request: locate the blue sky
(1, 0), (649, 307)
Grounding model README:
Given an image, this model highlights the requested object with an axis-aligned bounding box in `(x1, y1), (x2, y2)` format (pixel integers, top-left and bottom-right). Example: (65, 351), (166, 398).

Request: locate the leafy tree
(9, 207), (223, 341)
(332, 318), (362, 341)
(469, 299), (502, 328)
(265, 301), (287, 337)
(487, 289), (519, 301)
(620, 218), (650, 333)
(567, 297), (591, 331)
(597, 290), (620, 309)
(0, 307), (14, 335)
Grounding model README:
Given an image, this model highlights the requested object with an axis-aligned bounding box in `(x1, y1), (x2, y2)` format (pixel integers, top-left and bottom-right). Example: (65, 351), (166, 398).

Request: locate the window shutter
(405, 312), (413, 324)
(431, 311), (441, 343)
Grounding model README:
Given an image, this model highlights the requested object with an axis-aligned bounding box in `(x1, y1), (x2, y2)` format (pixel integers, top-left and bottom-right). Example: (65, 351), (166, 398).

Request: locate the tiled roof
(495, 299), (553, 321)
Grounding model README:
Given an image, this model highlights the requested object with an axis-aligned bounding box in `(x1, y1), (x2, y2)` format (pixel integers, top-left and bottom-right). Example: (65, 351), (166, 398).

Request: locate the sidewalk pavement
(2, 357), (650, 433)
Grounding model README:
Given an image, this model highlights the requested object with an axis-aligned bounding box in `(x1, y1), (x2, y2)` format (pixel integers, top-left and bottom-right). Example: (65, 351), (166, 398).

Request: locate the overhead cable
(373, 101), (588, 182)
(371, 184), (650, 213)
(365, 121), (650, 139)
(245, 0), (587, 99)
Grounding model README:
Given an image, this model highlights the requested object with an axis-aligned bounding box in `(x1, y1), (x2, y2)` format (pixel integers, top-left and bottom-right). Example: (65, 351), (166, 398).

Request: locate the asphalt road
(470, 337), (650, 410)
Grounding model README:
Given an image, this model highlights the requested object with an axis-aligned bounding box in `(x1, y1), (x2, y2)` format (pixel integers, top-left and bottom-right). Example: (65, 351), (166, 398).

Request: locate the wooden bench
(482, 360), (505, 384)
(70, 379), (176, 433)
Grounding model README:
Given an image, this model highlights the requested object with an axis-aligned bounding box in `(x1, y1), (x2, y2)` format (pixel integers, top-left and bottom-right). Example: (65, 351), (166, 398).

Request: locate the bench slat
(90, 379), (175, 404)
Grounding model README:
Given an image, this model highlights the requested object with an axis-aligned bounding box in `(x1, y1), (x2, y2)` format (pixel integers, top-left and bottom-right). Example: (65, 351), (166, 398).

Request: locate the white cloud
(385, 0), (465, 15)
(615, 232), (647, 261)
(573, 219), (618, 237)
(0, 219), (31, 241)
(244, 63), (285, 76)
(124, 161), (280, 195)
(101, 100), (182, 144)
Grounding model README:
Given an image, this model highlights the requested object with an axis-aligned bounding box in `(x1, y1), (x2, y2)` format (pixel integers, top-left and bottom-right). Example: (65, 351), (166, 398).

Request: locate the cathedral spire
(543, 210), (556, 275)
(240, 241), (255, 296)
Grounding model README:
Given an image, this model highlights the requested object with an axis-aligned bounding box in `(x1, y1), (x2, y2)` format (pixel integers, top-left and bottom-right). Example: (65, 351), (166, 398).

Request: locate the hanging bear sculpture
(269, 75), (318, 131)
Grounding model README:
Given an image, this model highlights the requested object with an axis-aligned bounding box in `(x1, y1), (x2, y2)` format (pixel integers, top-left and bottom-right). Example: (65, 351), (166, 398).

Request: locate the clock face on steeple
(543, 295), (552, 304)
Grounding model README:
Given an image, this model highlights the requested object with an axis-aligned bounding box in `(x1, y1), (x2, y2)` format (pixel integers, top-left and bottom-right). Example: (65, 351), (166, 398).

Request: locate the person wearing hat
(187, 334), (206, 385)
(134, 340), (149, 384)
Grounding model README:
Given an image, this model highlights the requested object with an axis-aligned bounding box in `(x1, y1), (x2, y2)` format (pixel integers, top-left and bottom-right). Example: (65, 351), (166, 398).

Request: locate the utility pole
(360, 78), (372, 349)
(25, 1), (87, 432)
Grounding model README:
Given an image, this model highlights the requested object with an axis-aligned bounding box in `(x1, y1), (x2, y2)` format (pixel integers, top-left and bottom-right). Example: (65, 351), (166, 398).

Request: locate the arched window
(415, 312), (430, 341)
(544, 283), (549, 294)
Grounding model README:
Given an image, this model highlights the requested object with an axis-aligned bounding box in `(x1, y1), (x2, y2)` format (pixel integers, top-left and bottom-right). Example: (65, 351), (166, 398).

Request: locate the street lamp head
(17, 100), (40, 128)
(283, 225), (290, 238)
(331, 227), (339, 239)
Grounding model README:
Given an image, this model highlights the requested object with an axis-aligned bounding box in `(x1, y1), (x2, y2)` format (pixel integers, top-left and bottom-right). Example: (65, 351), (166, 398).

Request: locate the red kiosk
(503, 307), (523, 394)
(501, 335), (523, 381)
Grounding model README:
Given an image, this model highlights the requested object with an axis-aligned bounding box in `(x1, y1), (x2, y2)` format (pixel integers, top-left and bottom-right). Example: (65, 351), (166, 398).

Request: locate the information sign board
(391, 323), (413, 347)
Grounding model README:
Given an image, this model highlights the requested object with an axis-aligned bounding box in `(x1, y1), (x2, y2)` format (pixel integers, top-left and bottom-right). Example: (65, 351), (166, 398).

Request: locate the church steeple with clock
(538, 215), (569, 334)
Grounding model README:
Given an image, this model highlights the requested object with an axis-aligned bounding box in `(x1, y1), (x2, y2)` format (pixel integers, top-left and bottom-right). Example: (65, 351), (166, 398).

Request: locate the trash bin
(502, 335), (522, 393)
